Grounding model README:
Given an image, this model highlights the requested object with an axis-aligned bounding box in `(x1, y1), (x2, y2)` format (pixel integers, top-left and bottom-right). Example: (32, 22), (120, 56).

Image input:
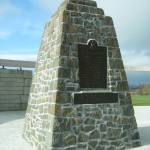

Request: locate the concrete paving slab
(0, 107), (150, 150)
(0, 111), (32, 150)
(130, 106), (150, 150)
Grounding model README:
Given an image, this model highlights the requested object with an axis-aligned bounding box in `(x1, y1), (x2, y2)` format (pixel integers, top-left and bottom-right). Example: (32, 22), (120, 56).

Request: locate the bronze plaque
(74, 93), (118, 104)
(78, 41), (107, 88)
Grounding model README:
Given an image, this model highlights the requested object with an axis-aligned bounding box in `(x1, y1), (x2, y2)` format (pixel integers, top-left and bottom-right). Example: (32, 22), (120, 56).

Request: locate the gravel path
(0, 106), (150, 150)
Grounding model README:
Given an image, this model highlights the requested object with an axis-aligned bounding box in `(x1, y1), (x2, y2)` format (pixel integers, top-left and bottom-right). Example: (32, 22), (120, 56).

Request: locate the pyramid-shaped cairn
(23, 0), (141, 149)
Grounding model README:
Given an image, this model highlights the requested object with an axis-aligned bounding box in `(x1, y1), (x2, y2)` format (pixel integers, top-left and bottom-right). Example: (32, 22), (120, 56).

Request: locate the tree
(136, 84), (150, 95)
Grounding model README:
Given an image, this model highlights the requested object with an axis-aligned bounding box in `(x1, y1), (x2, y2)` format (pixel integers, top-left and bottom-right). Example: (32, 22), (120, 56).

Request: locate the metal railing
(0, 59), (35, 69)
(125, 66), (150, 71)
(0, 59), (150, 71)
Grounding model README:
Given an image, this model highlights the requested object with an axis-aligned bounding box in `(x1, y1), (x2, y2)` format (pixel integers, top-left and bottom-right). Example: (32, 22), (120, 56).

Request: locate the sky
(0, 0), (150, 66)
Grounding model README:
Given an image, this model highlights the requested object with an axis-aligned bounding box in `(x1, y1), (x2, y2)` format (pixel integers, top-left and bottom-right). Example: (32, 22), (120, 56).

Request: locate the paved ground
(131, 106), (150, 150)
(0, 111), (32, 150)
(0, 106), (150, 150)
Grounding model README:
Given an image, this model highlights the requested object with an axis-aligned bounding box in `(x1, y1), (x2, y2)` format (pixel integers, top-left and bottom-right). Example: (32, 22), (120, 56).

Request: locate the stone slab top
(66, 0), (97, 7)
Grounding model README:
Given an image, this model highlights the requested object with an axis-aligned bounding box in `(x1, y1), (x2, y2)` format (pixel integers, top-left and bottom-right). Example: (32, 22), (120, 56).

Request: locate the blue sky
(0, 0), (150, 66)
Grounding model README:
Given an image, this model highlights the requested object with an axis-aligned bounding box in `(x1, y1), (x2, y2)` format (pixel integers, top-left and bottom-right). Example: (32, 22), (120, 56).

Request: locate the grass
(131, 95), (150, 106)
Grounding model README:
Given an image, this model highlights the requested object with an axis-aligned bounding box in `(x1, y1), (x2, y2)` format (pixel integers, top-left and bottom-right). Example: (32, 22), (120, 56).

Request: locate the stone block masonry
(23, 0), (141, 150)
(0, 69), (32, 111)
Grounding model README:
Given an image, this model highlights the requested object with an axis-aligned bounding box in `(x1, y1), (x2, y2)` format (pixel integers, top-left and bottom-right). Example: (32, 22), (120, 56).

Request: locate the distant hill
(126, 71), (150, 89)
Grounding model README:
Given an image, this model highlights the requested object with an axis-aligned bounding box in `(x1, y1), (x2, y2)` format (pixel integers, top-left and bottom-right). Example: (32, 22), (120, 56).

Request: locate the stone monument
(23, 0), (141, 149)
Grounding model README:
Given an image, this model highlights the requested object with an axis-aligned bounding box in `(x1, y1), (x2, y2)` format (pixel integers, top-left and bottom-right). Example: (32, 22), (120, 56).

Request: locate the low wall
(0, 69), (32, 111)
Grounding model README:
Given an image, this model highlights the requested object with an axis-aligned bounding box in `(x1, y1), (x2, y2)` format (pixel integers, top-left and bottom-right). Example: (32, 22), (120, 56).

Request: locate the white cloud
(99, 0), (150, 67)
(20, 20), (44, 37)
(122, 50), (150, 66)
(0, 1), (18, 20)
(0, 0), (150, 67)
(99, 0), (150, 50)
(0, 0), (46, 40)
(31, 0), (63, 14)
(0, 48), (38, 55)
(0, 54), (37, 61)
(0, 1), (19, 39)
(0, 30), (15, 40)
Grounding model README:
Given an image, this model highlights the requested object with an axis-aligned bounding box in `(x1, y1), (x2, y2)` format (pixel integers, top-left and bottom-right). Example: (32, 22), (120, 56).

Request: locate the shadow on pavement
(0, 111), (26, 125)
(138, 126), (150, 146)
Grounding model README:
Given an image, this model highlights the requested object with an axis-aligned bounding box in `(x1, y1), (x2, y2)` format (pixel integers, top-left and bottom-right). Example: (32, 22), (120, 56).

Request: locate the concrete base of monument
(0, 107), (150, 150)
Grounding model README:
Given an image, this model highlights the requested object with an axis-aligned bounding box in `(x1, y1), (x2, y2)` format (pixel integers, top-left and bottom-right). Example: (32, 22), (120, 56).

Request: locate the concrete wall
(0, 69), (32, 111)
